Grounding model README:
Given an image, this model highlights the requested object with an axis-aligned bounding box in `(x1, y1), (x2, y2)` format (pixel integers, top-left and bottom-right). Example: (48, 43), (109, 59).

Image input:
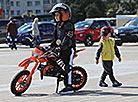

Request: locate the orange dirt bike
(10, 46), (87, 96)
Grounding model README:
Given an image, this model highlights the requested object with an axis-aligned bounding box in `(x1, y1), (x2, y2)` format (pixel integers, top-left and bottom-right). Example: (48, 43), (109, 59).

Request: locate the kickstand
(56, 77), (60, 93)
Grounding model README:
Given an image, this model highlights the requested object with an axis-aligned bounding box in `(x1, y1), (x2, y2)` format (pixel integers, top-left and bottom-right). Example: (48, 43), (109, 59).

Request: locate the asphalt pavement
(0, 43), (138, 102)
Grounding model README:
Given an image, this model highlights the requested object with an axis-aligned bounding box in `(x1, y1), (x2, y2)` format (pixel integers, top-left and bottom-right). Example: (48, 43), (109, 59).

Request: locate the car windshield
(75, 21), (92, 29)
(18, 23), (32, 31)
(124, 18), (138, 27)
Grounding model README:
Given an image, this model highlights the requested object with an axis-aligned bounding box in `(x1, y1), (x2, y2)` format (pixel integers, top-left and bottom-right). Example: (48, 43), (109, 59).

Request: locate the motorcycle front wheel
(10, 70), (32, 96)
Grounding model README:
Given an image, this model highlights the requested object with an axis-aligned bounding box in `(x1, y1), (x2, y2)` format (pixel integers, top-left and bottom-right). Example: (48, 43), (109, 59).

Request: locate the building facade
(0, 0), (10, 19)
(9, 0), (61, 17)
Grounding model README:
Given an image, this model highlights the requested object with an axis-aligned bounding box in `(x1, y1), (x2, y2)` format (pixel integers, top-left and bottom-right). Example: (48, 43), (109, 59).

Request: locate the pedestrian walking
(95, 26), (122, 87)
(6, 17), (18, 50)
(32, 18), (41, 48)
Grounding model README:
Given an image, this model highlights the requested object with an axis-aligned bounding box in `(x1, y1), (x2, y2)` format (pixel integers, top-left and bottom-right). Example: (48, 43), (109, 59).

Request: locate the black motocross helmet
(49, 3), (71, 22)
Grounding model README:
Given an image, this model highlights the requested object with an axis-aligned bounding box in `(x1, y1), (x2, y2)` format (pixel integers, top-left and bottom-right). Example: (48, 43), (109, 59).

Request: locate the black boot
(15, 47), (17, 50)
(99, 80), (108, 87)
(59, 85), (74, 95)
(112, 81), (122, 87)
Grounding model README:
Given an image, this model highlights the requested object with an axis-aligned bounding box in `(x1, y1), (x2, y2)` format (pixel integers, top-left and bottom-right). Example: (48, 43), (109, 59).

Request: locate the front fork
(24, 59), (40, 83)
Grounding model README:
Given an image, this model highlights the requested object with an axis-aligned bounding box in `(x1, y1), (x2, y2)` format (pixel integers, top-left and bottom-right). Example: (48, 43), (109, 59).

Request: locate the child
(49, 3), (76, 94)
(95, 26), (122, 87)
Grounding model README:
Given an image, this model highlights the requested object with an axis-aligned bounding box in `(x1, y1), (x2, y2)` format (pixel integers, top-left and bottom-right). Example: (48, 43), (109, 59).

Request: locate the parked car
(74, 19), (114, 46)
(7, 21), (55, 47)
(86, 18), (116, 29)
(114, 17), (138, 46)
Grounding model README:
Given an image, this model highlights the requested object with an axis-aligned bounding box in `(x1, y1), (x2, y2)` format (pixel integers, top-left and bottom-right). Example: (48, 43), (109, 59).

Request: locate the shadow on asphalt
(118, 86), (138, 89)
(0, 46), (30, 50)
(122, 44), (138, 47)
(67, 90), (138, 97)
(19, 93), (49, 97)
(18, 89), (138, 97)
(0, 46), (9, 49)
(76, 45), (99, 48)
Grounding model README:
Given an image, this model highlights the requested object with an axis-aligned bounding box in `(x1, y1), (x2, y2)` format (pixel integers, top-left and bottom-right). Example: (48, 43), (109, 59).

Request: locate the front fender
(18, 58), (35, 67)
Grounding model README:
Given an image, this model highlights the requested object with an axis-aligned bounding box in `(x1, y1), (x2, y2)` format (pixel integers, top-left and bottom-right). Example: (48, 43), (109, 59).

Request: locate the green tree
(106, 8), (114, 17)
(105, 0), (121, 17)
(85, 3), (102, 18)
(116, 8), (123, 15)
(70, 3), (85, 23)
(62, 0), (137, 22)
(63, 0), (105, 23)
(121, 1), (137, 14)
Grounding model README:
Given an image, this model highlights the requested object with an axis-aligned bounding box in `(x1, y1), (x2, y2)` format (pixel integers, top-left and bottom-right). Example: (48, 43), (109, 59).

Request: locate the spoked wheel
(72, 66), (87, 91)
(10, 70), (32, 96)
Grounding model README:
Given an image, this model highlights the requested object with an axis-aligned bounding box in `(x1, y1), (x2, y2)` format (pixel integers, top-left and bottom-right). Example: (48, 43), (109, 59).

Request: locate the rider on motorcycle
(49, 3), (76, 94)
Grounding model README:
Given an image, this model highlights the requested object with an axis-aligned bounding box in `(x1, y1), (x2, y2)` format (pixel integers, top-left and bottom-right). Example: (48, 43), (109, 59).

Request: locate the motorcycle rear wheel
(64, 66), (87, 91)
(10, 70), (32, 96)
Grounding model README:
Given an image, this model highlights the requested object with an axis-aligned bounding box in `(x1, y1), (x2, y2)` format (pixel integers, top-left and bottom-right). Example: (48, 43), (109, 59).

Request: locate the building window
(27, 10), (33, 13)
(16, 1), (20, 6)
(36, 10), (41, 14)
(35, 1), (40, 6)
(27, 1), (32, 6)
(44, 10), (48, 14)
(44, 9), (50, 14)
(52, 0), (57, 4)
(6, 1), (9, 5)
(11, 1), (14, 6)
(43, 0), (50, 4)
(11, 10), (14, 15)
(44, 10), (47, 13)
(17, 10), (20, 15)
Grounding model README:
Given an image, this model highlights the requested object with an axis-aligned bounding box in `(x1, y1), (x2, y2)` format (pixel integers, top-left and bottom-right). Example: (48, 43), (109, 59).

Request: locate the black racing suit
(95, 42), (121, 83)
(51, 21), (76, 86)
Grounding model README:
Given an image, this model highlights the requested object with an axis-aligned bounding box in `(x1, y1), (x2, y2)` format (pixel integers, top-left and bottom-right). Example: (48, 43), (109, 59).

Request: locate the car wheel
(116, 41), (123, 46)
(84, 36), (94, 46)
(29, 43), (33, 48)
(9, 44), (12, 48)
(23, 38), (33, 48)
